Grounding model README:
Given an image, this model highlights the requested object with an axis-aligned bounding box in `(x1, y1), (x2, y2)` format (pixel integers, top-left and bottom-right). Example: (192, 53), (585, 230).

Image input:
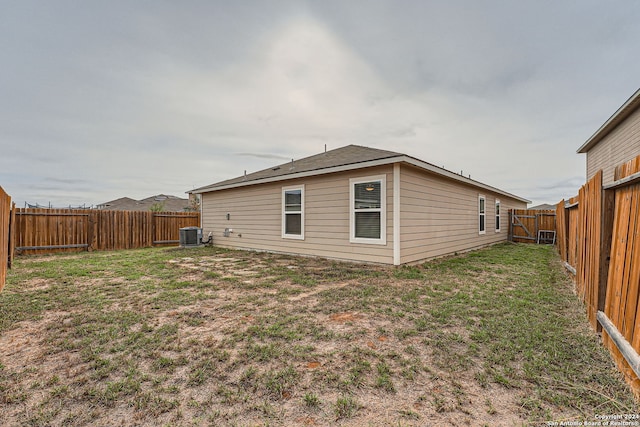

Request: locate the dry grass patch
(0, 244), (636, 426)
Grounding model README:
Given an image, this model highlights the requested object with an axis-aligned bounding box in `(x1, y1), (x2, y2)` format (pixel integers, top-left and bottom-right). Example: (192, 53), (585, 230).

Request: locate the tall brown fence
(11, 209), (200, 256)
(602, 157), (640, 394)
(576, 170), (606, 330)
(0, 186), (11, 292)
(556, 156), (640, 396)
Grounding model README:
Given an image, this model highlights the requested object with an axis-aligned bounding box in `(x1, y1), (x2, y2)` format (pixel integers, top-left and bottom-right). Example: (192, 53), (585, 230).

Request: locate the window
(479, 195), (486, 235)
(350, 175), (386, 244)
(282, 185), (304, 239)
(495, 199), (501, 232)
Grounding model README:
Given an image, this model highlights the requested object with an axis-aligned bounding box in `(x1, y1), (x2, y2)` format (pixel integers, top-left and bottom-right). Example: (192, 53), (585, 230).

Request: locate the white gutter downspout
(393, 163), (401, 265)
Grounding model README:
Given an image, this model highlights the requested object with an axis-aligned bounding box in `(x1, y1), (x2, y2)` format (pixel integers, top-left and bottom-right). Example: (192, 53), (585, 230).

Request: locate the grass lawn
(0, 243), (636, 426)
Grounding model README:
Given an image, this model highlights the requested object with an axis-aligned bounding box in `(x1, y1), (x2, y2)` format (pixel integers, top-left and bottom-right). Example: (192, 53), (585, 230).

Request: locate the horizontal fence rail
(11, 208), (200, 255)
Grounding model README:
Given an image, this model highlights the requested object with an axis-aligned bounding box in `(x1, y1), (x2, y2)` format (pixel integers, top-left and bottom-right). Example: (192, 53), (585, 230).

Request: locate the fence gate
(508, 209), (557, 244)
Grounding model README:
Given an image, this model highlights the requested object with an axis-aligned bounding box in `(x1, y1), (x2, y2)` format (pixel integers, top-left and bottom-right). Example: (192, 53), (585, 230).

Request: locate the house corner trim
(393, 163), (401, 265)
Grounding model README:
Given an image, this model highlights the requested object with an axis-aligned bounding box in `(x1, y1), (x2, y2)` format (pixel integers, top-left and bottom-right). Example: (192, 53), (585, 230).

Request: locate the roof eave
(401, 156), (531, 204)
(192, 155), (530, 204)
(577, 88), (640, 154)
(190, 157), (401, 193)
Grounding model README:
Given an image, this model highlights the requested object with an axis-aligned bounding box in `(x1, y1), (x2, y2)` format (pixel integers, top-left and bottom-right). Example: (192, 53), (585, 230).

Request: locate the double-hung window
(282, 185), (304, 239)
(479, 195), (486, 235)
(495, 199), (501, 232)
(350, 175), (386, 244)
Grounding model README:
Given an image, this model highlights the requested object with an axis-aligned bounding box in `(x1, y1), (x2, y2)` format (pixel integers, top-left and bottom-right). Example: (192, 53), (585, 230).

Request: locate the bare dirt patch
(288, 282), (351, 301)
(328, 312), (360, 323)
(0, 245), (635, 426)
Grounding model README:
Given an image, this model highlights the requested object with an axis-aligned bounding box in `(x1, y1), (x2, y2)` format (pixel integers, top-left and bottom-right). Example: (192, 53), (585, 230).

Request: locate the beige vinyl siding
(399, 164), (526, 264)
(201, 165), (394, 264)
(586, 107), (640, 185)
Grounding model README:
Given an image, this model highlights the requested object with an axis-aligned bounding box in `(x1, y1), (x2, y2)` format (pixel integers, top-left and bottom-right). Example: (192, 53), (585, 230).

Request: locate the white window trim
(350, 175), (387, 245)
(479, 194), (486, 235)
(282, 184), (304, 240)
(495, 199), (501, 233)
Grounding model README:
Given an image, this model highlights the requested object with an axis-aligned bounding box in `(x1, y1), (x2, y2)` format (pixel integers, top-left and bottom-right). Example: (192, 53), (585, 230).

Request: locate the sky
(1, 1), (639, 208)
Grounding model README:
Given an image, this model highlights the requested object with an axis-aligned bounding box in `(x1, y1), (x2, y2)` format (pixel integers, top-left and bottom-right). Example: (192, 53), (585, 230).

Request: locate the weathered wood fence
(0, 186), (11, 292)
(556, 156), (640, 396)
(10, 208), (200, 256)
(508, 209), (556, 243)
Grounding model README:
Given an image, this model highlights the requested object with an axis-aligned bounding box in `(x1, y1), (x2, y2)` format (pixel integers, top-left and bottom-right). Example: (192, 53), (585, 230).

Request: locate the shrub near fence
(11, 208), (200, 256)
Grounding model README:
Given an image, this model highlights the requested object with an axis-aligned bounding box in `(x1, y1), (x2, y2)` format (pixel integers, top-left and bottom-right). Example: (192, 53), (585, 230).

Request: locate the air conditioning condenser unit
(179, 227), (203, 248)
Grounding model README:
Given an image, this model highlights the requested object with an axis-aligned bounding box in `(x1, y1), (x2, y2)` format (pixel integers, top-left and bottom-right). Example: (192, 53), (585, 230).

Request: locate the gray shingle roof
(193, 145), (403, 192)
(191, 144), (530, 203)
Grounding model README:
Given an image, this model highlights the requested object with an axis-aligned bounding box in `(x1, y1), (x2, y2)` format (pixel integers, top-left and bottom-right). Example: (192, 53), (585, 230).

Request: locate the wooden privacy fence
(0, 186), (11, 292)
(10, 208), (200, 256)
(602, 156), (640, 395)
(508, 209), (556, 243)
(556, 156), (640, 396)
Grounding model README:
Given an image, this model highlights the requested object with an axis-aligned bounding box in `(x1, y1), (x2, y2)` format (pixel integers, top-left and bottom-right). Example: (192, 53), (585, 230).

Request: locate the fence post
(0, 187), (11, 292)
(564, 205), (570, 263)
(87, 210), (95, 251)
(8, 202), (15, 268)
(151, 211), (156, 247)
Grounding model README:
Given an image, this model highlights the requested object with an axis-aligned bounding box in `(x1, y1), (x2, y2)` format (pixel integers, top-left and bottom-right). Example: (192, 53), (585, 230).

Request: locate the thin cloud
(45, 177), (89, 185)
(1, 2), (639, 207)
(236, 153), (292, 161)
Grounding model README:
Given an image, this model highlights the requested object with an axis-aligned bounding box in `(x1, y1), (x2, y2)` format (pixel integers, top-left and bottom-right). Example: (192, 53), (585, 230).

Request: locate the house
(96, 194), (191, 211)
(190, 145), (529, 265)
(577, 88), (640, 186)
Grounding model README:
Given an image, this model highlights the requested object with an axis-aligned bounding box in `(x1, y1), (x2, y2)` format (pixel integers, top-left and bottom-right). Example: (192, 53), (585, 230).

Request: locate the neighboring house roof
(97, 194), (190, 211)
(192, 144), (530, 203)
(96, 197), (138, 210)
(528, 203), (556, 210)
(577, 88), (640, 154)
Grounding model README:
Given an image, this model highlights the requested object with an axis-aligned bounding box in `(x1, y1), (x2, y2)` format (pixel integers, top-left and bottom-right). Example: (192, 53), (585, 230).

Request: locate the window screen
(354, 182), (381, 239)
(283, 188), (303, 237)
(479, 196), (486, 233)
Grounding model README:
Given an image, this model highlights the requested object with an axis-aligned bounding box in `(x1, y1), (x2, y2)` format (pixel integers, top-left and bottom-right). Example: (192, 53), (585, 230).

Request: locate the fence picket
(0, 186), (11, 291)
(623, 190), (640, 344)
